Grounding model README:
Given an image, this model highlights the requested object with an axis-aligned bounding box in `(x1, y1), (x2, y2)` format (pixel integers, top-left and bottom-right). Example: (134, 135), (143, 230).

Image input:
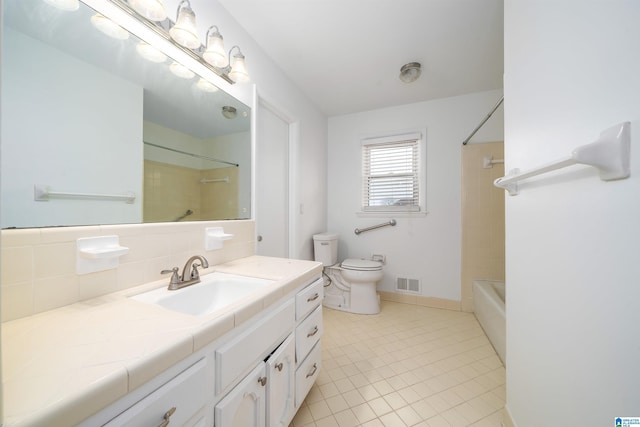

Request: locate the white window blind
(362, 133), (421, 212)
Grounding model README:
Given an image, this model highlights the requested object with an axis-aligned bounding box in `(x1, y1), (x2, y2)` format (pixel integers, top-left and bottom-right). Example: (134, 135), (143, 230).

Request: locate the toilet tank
(313, 233), (339, 266)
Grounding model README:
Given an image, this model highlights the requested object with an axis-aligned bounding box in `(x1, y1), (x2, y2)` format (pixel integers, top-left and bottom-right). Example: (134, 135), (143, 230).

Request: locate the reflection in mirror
(1, 0), (251, 228)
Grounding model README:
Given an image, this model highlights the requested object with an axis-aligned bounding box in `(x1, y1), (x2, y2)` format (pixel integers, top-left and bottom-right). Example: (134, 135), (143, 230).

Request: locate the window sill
(356, 211), (428, 218)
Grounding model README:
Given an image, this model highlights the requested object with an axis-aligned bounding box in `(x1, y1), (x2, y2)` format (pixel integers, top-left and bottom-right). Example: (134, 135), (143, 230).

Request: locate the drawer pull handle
(307, 293), (319, 302)
(275, 362), (284, 372)
(158, 407), (176, 427)
(258, 376), (268, 386)
(307, 326), (319, 338)
(306, 363), (318, 378)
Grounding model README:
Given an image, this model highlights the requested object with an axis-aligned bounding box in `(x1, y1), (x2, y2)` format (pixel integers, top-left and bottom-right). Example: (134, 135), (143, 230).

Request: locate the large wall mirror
(1, 0), (252, 228)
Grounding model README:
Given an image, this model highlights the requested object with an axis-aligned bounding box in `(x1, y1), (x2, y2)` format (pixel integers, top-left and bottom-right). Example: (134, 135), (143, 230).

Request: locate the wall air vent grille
(396, 277), (421, 294)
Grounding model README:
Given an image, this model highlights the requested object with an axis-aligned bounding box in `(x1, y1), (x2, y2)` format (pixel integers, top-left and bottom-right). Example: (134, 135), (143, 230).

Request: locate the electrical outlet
(372, 254), (385, 264)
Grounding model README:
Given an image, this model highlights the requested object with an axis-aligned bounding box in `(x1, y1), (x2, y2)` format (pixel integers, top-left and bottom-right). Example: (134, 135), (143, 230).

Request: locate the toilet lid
(341, 258), (383, 271)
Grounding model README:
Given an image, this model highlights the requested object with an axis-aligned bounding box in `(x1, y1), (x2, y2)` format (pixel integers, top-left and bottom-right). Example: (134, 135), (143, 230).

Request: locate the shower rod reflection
(354, 219), (397, 235)
(144, 141), (239, 167)
(174, 209), (193, 221)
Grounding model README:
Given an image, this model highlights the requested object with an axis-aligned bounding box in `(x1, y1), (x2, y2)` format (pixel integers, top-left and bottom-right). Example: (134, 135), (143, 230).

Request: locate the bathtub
(473, 280), (506, 365)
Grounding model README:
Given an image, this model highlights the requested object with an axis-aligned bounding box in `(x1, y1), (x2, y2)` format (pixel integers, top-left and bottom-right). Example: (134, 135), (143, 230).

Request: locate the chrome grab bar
(354, 219), (396, 235)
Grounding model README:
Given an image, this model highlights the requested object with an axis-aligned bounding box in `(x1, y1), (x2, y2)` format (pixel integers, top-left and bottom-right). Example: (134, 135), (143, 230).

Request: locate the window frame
(359, 131), (426, 216)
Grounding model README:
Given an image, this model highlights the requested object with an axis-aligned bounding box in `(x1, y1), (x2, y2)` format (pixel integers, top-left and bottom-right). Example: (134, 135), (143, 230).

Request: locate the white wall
(504, 1), (640, 425)
(327, 90), (503, 301)
(1, 29), (143, 228)
(164, 0), (328, 260)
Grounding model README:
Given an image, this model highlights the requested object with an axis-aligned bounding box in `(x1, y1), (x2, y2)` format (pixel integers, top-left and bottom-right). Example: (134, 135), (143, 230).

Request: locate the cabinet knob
(258, 376), (267, 386)
(157, 407), (176, 427)
(307, 325), (319, 338)
(275, 362), (284, 372)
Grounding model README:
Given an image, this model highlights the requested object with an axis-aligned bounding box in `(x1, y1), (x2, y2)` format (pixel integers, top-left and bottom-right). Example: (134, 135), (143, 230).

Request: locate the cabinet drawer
(295, 277), (323, 321)
(295, 341), (322, 407)
(216, 300), (294, 394)
(104, 358), (207, 427)
(295, 305), (322, 362)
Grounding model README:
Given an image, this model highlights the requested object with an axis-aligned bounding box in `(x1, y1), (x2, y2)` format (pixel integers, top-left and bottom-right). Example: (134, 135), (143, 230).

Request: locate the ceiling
(217, 0), (504, 116)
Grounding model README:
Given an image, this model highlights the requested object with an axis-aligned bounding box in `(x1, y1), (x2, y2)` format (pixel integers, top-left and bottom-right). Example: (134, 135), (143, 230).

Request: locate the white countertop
(1, 256), (322, 427)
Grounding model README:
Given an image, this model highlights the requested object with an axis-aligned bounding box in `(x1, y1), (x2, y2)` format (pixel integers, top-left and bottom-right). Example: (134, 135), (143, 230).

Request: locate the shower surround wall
(461, 142), (505, 312)
(327, 90), (504, 308)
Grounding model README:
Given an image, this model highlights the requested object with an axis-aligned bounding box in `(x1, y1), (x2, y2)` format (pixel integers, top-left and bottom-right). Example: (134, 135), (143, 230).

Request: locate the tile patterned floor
(291, 301), (505, 427)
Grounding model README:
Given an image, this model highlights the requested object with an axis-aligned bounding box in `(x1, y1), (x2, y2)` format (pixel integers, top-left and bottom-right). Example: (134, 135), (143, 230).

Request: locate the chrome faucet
(161, 255), (210, 290)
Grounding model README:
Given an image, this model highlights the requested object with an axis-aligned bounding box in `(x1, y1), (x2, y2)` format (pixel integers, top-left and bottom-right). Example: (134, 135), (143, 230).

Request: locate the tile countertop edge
(4, 367), (129, 427)
(1, 256), (323, 427)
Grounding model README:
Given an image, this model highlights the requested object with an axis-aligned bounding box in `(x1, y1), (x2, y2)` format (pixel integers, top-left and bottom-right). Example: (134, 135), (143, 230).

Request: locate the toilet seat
(341, 258), (382, 271)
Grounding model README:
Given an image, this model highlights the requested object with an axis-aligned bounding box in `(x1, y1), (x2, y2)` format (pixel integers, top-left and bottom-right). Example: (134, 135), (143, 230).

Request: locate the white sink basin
(131, 272), (274, 317)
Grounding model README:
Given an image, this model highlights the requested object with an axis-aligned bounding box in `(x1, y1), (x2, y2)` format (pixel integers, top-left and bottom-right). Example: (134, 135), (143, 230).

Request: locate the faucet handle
(190, 263), (202, 280)
(161, 267), (180, 286)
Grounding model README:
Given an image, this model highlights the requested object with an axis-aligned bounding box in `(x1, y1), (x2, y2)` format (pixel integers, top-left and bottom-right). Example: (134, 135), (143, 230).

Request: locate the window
(361, 132), (423, 213)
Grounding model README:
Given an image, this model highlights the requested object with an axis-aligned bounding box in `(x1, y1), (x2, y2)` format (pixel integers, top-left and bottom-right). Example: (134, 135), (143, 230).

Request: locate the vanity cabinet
(83, 274), (323, 427)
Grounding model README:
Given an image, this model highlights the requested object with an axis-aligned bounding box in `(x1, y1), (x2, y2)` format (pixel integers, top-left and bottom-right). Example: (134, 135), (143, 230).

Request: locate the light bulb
(136, 42), (167, 63)
(128, 0), (167, 21)
(43, 0), (79, 11)
(203, 27), (228, 68)
(169, 62), (195, 79)
(229, 51), (250, 83)
(91, 14), (129, 40)
(196, 78), (219, 93)
(169, 1), (200, 49)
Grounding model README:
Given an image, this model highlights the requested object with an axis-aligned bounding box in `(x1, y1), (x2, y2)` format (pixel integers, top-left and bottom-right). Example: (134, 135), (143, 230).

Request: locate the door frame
(253, 89), (299, 258)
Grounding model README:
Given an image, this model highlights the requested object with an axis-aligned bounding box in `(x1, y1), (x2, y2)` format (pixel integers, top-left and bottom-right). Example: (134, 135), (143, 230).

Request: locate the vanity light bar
(81, 0), (235, 84)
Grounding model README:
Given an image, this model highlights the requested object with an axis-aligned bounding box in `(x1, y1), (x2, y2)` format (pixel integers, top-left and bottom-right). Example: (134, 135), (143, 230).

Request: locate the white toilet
(313, 233), (384, 314)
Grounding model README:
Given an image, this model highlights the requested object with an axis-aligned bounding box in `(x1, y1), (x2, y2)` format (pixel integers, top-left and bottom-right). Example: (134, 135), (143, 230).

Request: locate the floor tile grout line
(291, 301), (505, 427)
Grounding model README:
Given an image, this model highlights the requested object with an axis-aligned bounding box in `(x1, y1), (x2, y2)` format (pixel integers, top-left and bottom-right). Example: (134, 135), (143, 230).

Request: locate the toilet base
(323, 291), (380, 315)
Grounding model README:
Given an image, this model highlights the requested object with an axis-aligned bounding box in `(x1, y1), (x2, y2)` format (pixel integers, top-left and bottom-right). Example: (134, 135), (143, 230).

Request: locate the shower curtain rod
(143, 141), (239, 167)
(462, 96), (504, 146)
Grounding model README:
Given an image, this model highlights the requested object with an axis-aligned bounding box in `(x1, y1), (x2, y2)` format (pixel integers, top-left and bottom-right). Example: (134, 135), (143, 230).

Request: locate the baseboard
(379, 291), (461, 311)
(502, 405), (516, 427)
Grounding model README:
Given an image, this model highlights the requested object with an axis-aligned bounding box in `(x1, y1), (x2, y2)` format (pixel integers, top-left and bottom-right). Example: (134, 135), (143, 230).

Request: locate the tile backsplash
(1, 220), (255, 322)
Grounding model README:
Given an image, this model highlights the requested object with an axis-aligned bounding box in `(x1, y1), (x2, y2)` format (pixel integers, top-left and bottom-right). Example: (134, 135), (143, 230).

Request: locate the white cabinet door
(215, 362), (267, 427)
(266, 335), (295, 427)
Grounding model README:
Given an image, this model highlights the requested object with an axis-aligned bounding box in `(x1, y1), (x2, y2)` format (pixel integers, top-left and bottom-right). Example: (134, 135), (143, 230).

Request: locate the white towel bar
(494, 122), (630, 196)
(200, 177), (229, 184)
(483, 156), (504, 169)
(34, 185), (136, 203)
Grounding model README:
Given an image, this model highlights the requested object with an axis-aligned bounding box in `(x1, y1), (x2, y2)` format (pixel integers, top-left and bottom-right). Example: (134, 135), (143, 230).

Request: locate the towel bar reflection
(200, 177), (229, 184)
(494, 122), (630, 196)
(34, 185), (136, 203)
(355, 219), (397, 235)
